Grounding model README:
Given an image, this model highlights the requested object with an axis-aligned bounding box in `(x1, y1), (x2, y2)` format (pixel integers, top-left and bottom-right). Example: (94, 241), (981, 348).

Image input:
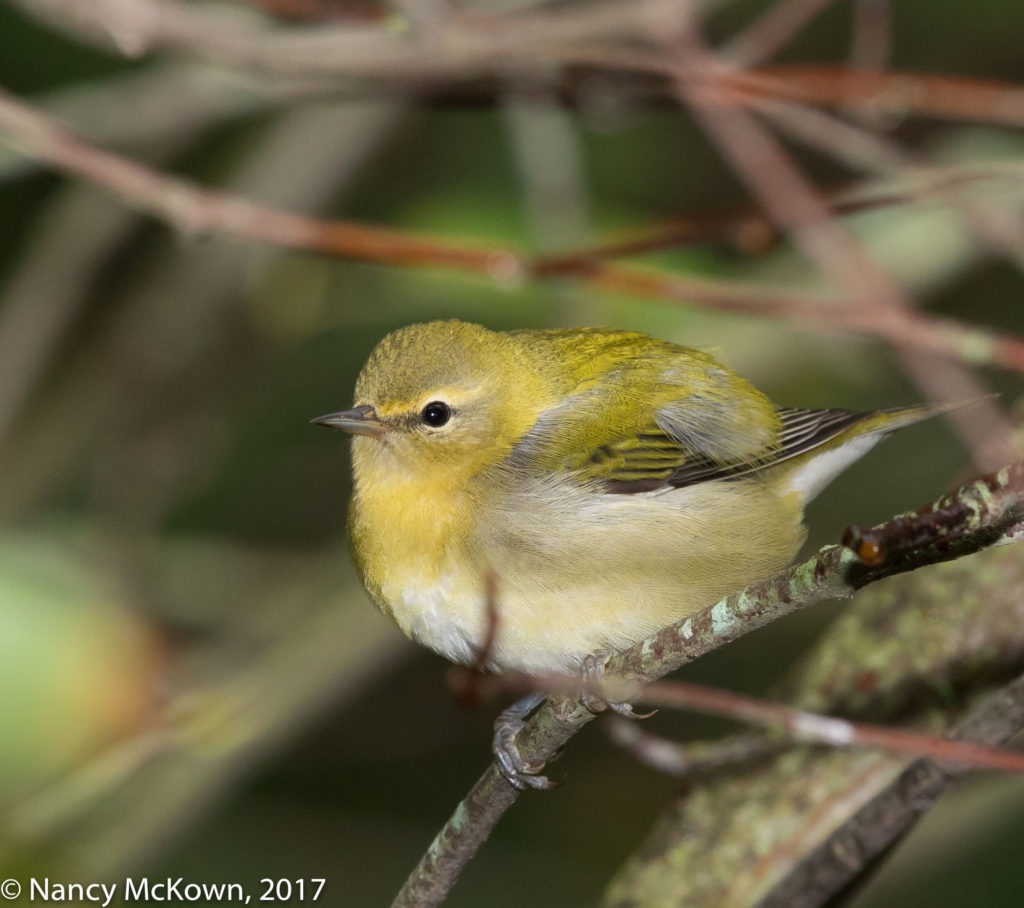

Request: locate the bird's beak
(311, 405), (386, 437)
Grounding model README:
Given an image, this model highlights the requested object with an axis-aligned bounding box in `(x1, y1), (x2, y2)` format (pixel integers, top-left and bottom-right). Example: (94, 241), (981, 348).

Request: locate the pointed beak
(310, 405), (386, 438)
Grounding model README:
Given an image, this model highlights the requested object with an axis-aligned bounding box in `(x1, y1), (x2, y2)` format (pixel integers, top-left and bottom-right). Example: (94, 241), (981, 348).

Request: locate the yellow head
(314, 321), (553, 486)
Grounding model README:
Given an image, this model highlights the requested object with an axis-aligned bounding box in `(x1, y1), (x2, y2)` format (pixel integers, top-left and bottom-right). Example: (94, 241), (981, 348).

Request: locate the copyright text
(1, 877), (326, 905)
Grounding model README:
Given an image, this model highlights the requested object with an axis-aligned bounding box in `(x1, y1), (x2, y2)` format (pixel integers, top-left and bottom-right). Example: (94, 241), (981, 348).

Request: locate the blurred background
(2, 0), (1024, 905)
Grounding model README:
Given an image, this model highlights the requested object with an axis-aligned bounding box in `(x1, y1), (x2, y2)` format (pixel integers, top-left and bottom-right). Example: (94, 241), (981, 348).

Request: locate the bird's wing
(646, 407), (878, 492)
(506, 345), (785, 492)
(513, 386), (887, 494)
(596, 407), (882, 493)
(503, 332), (929, 495)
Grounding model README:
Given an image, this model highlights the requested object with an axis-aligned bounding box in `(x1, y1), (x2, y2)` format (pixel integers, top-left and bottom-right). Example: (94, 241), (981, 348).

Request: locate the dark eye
(421, 401), (452, 428)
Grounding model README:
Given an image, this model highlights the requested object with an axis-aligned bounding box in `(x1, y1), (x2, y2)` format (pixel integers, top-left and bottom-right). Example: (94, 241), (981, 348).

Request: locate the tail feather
(775, 401), (967, 504)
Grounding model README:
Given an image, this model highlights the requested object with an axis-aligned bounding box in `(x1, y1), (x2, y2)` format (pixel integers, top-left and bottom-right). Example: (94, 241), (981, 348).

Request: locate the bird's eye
(421, 401), (452, 428)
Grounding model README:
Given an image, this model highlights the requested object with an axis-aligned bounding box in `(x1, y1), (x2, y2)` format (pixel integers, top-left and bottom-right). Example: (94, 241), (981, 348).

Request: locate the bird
(313, 320), (940, 784)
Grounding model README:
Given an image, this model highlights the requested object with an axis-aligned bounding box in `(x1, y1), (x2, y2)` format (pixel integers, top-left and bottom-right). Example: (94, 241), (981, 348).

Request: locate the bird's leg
(492, 691), (558, 790)
(580, 651), (656, 719)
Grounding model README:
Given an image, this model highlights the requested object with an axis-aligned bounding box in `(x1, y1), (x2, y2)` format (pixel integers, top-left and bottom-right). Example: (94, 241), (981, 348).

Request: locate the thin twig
(850, 0), (891, 73)
(7, 0), (694, 80)
(0, 87), (509, 275)
(467, 673), (1024, 774)
(226, 0), (387, 21)
(674, 32), (1014, 467)
(535, 159), (1024, 269)
(0, 64), (319, 182)
(4, 87), (1024, 383)
(392, 462), (1024, 907)
(633, 679), (1024, 773)
(722, 0), (841, 68)
(739, 65), (1024, 128)
(12, 0), (1024, 139)
(608, 723), (781, 778)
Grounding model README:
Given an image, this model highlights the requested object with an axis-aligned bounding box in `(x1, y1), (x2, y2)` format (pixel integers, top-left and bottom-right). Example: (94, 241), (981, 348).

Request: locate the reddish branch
(461, 671), (1024, 774)
(3, 87), (1024, 380)
(0, 89), (505, 276)
(634, 679), (1024, 773)
(748, 65), (1024, 128)
(226, 0), (386, 21)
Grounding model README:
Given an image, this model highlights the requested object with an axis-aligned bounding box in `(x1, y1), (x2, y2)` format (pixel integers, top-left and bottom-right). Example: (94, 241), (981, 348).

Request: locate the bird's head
(314, 320), (552, 486)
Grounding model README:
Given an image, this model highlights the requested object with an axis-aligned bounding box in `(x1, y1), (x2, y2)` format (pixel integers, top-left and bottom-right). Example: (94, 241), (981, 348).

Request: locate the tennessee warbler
(315, 320), (940, 679)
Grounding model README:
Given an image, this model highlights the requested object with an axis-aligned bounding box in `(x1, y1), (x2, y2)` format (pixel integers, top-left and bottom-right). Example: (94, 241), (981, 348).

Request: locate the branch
(627, 678), (1024, 773)
(722, 0), (841, 68)
(392, 463), (1024, 907)
(749, 65), (1024, 129)
(606, 523), (1024, 906)
(535, 160), (1024, 268)
(6, 0), (692, 80)
(4, 86), (1024, 381)
(672, 28), (1014, 468)
(0, 87), (503, 274)
(0, 65), (313, 182)
(604, 664), (1024, 907)
(225, 0), (388, 21)
(15, 0), (1024, 136)
(467, 672), (1024, 774)
(755, 672), (1024, 907)
(608, 723), (781, 778)
(850, 0), (891, 73)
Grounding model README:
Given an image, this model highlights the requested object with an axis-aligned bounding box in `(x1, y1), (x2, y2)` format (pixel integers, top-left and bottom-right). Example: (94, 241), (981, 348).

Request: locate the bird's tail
(776, 400), (971, 504)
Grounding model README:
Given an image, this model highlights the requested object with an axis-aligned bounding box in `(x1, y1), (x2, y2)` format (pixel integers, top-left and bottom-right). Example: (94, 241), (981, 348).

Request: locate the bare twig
(390, 0), (452, 34)
(740, 65), (1024, 128)
(632, 679), (1024, 773)
(6, 0), (694, 80)
(0, 87), (507, 275)
(850, 0), (891, 73)
(0, 188), (151, 445)
(722, 0), (841, 68)
(466, 673), (1024, 774)
(11, 0), (1024, 140)
(502, 86), (597, 322)
(5, 87), (1024, 383)
(673, 32), (1014, 467)
(0, 64), (319, 182)
(608, 723), (781, 778)
(392, 462), (1024, 907)
(536, 159), (1024, 269)
(226, 0), (387, 21)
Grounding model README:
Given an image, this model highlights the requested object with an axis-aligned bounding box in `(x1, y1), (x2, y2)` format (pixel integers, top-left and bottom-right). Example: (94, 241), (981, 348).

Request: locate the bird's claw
(493, 723), (557, 790)
(580, 652), (656, 719)
(607, 699), (657, 719)
(492, 692), (557, 790)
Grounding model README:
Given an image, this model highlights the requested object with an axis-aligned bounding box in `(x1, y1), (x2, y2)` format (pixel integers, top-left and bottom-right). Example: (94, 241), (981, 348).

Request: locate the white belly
(391, 571), (482, 667)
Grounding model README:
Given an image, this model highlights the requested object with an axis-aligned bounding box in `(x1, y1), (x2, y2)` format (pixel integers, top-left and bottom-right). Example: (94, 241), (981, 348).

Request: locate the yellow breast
(348, 438), (494, 664)
(349, 435), (805, 674)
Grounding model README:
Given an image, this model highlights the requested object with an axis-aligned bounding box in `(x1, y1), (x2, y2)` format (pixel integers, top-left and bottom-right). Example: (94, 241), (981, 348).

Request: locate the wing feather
(605, 408), (888, 494)
(502, 330), (920, 496)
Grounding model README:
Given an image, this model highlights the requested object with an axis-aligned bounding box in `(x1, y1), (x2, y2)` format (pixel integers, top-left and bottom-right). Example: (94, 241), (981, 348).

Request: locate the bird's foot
(492, 692), (558, 790)
(580, 652), (656, 719)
